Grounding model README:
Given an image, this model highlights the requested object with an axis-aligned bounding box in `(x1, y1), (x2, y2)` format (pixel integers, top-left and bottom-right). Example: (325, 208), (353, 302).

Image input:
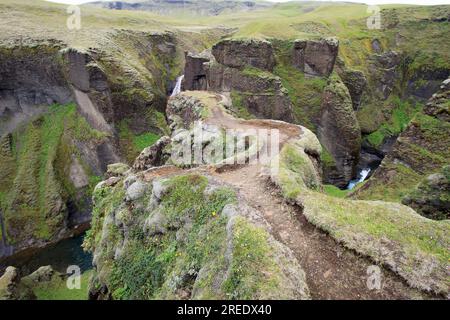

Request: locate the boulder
(402, 167), (450, 220)
(212, 39), (276, 72)
(133, 136), (172, 171)
(292, 38), (339, 77)
(0, 267), (35, 300)
(125, 180), (148, 202)
(106, 163), (130, 177)
(318, 75), (361, 188)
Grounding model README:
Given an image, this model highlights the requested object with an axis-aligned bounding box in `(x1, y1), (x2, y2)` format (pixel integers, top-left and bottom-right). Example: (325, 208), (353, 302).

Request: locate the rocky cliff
(0, 29), (213, 260)
(353, 79), (450, 220)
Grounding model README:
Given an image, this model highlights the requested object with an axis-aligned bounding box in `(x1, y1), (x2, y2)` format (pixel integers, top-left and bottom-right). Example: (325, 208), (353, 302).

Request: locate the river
(0, 233), (92, 277)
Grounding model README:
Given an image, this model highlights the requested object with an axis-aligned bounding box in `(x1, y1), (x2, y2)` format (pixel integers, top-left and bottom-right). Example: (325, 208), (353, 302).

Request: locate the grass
(273, 141), (450, 295)
(29, 270), (93, 300)
(0, 103), (106, 244)
(365, 96), (422, 148)
(324, 185), (349, 198)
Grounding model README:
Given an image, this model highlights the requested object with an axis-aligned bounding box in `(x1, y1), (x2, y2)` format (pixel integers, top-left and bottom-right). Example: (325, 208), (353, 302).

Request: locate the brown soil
(212, 164), (430, 300)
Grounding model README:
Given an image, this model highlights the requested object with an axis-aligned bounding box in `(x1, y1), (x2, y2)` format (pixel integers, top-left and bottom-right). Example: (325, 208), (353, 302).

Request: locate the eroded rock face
(292, 38), (339, 77)
(212, 39), (276, 72)
(339, 69), (367, 110)
(367, 51), (401, 100)
(183, 51), (211, 91)
(0, 267), (35, 300)
(353, 79), (450, 205)
(318, 75), (361, 188)
(133, 136), (171, 171)
(402, 167), (450, 220)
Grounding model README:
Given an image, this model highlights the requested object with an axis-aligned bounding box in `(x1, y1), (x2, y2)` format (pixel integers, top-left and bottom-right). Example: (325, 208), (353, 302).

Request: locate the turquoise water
(0, 234), (92, 276)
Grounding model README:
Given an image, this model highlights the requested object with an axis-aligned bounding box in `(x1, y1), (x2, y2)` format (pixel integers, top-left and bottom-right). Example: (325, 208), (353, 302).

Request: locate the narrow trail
(213, 165), (427, 299)
(197, 94), (428, 299)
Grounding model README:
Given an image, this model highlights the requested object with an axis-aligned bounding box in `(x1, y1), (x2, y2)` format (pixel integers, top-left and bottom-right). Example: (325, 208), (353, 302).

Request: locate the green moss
(28, 270), (93, 300)
(324, 185), (350, 198)
(320, 145), (336, 168)
(272, 49), (326, 130)
(230, 90), (254, 120)
(222, 217), (281, 299)
(133, 132), (160, 151)
(365, 96), (422, 148)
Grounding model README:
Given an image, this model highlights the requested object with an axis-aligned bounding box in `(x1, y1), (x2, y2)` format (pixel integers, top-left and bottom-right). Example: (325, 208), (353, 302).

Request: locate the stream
(347, 168), (371, 190)
(171, 75), (184, 97)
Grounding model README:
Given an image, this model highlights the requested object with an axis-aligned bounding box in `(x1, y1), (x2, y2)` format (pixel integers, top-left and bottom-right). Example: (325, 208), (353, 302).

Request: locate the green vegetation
(118, 120), (161, 164)
(0, 104), (106, 244)
(324, 185), (349, 198)
(365, 96), (422, 148)
(273, 42), (327, 130)
(26, 270), (92, 300)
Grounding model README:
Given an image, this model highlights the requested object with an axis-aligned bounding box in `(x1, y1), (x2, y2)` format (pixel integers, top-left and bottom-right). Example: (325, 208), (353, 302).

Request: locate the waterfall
(171, 75), (185, 97)
(347, 168), (371, 190)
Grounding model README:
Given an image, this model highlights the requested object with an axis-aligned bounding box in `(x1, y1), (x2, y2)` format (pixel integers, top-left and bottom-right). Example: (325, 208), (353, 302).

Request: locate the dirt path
(183, 91), (430, 299)
(212, 164), (428, 299)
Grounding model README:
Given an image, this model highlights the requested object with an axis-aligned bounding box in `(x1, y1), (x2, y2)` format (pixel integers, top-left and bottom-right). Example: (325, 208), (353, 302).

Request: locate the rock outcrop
(84, 91), (312, 300)
(339, 68), (367, 110)
(0, 31), (181, 260)
(211, 39), (276, 72)
(179, 39), (295, 122)
(318, 75), (361, 188)
(353, 79), (450, 207)
(183, 51), (211, 91)
(0, 267), (35, 300)
(292, 38), (339, 77)
(402, 166), (450, 220)
(367, 51), (401, 100)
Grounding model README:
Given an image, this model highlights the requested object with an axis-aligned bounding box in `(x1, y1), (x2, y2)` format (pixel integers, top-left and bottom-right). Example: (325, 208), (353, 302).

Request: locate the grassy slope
(273, 140), (449, 295)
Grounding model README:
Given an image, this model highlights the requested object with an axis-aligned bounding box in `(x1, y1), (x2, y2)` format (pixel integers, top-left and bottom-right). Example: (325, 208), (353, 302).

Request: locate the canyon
(0, 0), (449, 300)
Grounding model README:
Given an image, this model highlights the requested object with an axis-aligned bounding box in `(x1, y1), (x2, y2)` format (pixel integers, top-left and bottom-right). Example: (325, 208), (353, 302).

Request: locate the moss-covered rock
(0, 104), (108, 258)
(85, 172), (310, 300)
(353, 80), (450, 204)
(318, 74), (361, 188)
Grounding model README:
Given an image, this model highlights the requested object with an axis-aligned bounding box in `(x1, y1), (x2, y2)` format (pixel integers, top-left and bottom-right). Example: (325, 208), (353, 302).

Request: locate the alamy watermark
(169, 121), (280, 173)
(66, 265), (81, 290)
(367, 5), (382, 30)
(366, 265), (382, 290)
(67, 5), (81, 30)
